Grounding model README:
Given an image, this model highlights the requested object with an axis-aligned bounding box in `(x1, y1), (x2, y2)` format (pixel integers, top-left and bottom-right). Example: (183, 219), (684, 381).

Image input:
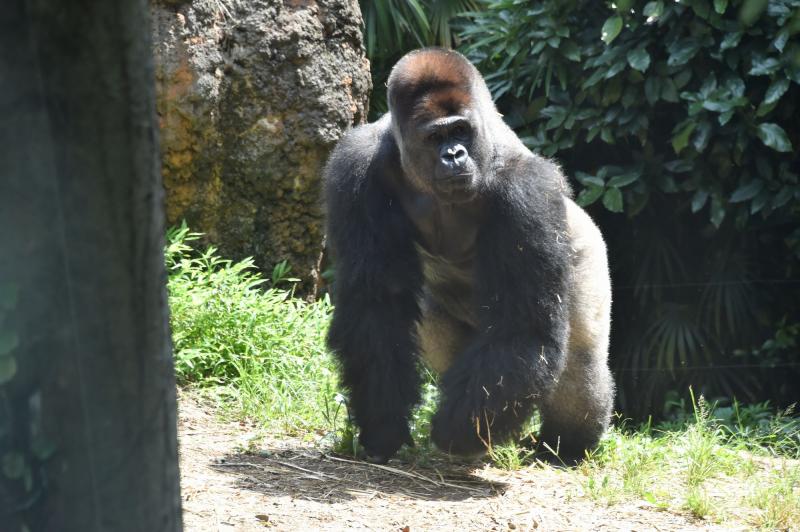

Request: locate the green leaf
(750, 190), (770, 214)
(582, 68), (606, 89)
(703, 96), (747, 113)
(772, 186), (794, 209)
(738, 0), (768, 26)
(724, 76), (745, 98)
(756, 123), (793, 152)
(730, 180), (765, 203)
(602, 187), (624, 212)
(661, 78), (679, 102)
(644, 77), (660, 104)
(672, 122), (696, 154)
(749, 56), (781, 76)
(0, 356), (16, 384)
(756, 101), (777, 117)
(763, 79), (790, 106)
(575, 171), (605, 187)
(693, 121), (712, 152)
(597, 166), (623, 179)
(691, 190), (709, 212)
(561, 40), (581, 62)
(692, 1), (711, 19)
(667, 38), (701, 67)
(0, 331), (18, 356)
(601, 15), (623, 45)
(773, 29), (790, 53)
(604, 61), (627, 80)
(542, 105), (569, 130)
(627, 47), (651, 72)
(674, 69), (693, 90)
(607, 172), (640, 188)
(714, 0), (728, 13)
(576, 186), (605, 207)
(643, 1), (664, 21)
(720, 32), (742, 51)
(616, 0), (634, 12)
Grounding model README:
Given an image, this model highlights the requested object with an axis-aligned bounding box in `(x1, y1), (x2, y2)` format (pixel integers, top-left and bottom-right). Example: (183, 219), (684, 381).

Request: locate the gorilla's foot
(430, 396), (491, 458)
(358, 419), (414, 463)
(536, 425), (604, 466)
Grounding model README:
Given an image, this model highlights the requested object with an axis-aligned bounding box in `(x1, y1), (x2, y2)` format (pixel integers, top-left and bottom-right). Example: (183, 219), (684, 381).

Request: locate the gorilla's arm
(432, 161), (572, 455)
(324, 124), (424, 462)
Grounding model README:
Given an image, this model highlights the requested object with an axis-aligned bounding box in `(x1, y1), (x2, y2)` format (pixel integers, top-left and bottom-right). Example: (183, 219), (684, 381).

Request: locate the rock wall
(151, 0), (370, 290)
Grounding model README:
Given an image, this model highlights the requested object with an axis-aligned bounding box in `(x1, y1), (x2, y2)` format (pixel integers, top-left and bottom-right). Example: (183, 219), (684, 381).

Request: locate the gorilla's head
(387, 48), (500, 203)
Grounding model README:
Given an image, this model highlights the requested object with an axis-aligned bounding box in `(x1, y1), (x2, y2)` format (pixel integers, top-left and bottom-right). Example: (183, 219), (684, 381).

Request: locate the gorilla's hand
(430, 359), (495, 457)
(430, 395), (489, 458)
(431, 341), (540, 458)
(359, 419), (414, 464)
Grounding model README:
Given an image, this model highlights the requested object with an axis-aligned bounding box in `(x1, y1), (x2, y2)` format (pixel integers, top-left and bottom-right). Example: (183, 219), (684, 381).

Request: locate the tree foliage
(459, 0), (800, 415)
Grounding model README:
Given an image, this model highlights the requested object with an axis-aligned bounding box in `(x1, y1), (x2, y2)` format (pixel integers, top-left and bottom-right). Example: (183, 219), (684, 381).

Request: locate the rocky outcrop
(151, 0), (370, 290)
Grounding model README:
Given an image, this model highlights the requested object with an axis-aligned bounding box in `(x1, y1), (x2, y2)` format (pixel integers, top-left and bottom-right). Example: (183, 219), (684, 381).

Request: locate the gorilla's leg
(538, 198), (613, 463)
(416, 297), (473, 374)
(537, 351), (614, 463)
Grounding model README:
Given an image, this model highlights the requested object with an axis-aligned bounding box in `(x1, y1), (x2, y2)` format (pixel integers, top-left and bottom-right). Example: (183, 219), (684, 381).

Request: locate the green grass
(167, 228), (800, 529)
(166, 225), (338, 435)
(579, 396), (800, 528)
(749, 465), (800, 530)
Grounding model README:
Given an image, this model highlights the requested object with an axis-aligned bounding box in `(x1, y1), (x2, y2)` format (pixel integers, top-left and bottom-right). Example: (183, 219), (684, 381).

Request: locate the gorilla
(324, 48), (614, 464)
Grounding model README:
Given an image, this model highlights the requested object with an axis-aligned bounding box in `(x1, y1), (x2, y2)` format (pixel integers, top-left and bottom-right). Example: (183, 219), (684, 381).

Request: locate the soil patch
(178, 393), (732, 531)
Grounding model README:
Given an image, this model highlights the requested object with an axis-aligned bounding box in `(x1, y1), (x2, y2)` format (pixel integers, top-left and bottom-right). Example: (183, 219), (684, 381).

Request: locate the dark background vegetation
(359, 0), (800, 417)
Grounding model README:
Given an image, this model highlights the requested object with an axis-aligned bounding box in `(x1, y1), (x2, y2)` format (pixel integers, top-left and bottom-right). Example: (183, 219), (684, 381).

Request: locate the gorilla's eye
(451, 124), (470, 140)
(427, 132), (442, 144)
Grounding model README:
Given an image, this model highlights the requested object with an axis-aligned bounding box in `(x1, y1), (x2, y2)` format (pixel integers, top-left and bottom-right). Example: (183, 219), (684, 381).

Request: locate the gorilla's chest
(400, 194), (481, 327)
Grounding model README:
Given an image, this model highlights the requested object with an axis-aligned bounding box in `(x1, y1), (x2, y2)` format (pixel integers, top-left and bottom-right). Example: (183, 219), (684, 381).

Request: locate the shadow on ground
(213, 446), (508, 503)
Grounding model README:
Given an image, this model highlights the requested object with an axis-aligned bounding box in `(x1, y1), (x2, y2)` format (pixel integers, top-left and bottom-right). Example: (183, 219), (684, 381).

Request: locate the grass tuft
(749, 464), (800, 530)
(166, 224), (337, 434)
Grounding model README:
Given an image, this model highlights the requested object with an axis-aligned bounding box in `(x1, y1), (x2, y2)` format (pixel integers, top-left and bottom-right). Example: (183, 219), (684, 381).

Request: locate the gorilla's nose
(441, 144), (468, 169)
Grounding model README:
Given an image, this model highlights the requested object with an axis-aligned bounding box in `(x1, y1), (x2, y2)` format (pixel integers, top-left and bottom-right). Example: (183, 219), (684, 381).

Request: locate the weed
(749, 464), (800, 530)
(685, 485), (712, 519)
(488, 442), (537, 471)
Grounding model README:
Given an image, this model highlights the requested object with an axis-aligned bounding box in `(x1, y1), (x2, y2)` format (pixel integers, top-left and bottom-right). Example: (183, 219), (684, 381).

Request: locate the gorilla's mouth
(434, 174), (476, 202)
(435, 173), (473, 189)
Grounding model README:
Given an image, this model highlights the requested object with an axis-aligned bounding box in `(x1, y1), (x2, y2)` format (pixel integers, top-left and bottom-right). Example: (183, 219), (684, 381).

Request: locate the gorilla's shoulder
(324, 115), (398, 189)
(498, 147), (573, 199)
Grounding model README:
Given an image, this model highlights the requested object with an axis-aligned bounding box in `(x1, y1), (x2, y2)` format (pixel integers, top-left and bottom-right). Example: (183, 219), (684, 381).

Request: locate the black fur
(324, 49), (613, 463)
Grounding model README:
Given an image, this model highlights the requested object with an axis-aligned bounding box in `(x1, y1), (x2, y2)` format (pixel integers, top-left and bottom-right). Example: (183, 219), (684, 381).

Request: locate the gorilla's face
(386, 49), (498, 204)
(402, 112), (481, 203)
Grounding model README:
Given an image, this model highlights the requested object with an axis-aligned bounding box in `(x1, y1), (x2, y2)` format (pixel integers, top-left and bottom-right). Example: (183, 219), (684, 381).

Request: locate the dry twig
(321, 453), (486, 493)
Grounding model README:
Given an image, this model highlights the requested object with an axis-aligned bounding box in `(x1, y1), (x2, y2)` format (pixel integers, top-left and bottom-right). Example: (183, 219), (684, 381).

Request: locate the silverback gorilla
(324, 48), (614, 464)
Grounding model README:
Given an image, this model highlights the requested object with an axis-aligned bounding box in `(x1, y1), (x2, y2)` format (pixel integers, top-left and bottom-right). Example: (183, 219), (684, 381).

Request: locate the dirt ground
(178, 394), (738, 531)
